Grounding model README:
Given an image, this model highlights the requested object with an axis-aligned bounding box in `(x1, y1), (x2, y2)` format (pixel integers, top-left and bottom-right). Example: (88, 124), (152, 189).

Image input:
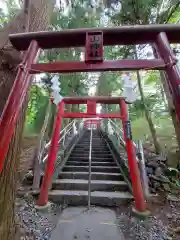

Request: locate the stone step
(72, 149), (111, 155)
(77, 135), (102, 138)
(79, 141), (105, 144)
(79, 137), (102, 139)
(58, 172), (123, 181)
(68, 156), (113, 161)
(52, 179), (128, 191)
(73, 149), (109, 153)
(66, 161), (116, 166)
(81, 140), (103, 142)
(78, 140), (105, 142)
(72, 152), (111, 156)
(74, 147), (109, 151)
(82, 141), (104, 142)
(82, 141), (104, 143)
(75, 144), (107, 147)
(68, 157), (114, 165)
(49, 190), (133, 207)
(68, 157), (113, 162)
(63, 166), (120, 173)
(75, 144), (107, 148)
(70, 153), (112, 158)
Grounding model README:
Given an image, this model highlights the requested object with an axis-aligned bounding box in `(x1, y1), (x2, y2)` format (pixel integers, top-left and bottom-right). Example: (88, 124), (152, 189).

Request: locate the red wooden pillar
(37, 100), (64, 206)
(156, 32), (180, 122)
(98, 120), (101, 130)
(120, 99), (147, 212)
(0, 40), (40, 173)
(84, 120), (87, 129)
(87, 100), (96, 115)
(84, 120), (89, 129)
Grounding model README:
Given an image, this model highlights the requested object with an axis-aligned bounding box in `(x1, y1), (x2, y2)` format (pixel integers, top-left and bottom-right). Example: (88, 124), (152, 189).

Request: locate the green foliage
(144, 71), (161, 85)
(104, 0), (180, 24)
(0, 8), (8, 27)
(25, 85), (49, 134)
(164, 167), (180, 188)
(168, 6), (180, 23)
(0, 0), (20, 27)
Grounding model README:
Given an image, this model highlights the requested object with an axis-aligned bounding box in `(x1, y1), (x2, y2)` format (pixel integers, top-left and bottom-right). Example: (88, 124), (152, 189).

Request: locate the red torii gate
(84, 119), (101, 129)
(37, 96), (146, 213)
(0, 24), (180, 213)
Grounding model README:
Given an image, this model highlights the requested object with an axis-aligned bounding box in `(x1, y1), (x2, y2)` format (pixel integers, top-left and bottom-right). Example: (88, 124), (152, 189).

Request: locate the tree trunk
(32, 99), (51, 190)
(159, 79), (168, 110)
(136, 70), (161, 154)
(64, 103), (73, 127)
(0, 1), (54, 239)
(48, 103), (57, 138)
(0, 99), (27, 240)
(134, 48), (161, 154)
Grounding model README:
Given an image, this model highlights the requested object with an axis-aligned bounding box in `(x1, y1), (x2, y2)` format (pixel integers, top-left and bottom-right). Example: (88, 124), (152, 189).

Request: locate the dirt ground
(149, 195), (180, 239)
(116, 195), (180, 240)
(19, 136), (38, 172)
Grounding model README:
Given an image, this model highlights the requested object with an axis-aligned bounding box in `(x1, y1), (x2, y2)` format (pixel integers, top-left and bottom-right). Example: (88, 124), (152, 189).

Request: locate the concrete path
(50, 207), (124, 240)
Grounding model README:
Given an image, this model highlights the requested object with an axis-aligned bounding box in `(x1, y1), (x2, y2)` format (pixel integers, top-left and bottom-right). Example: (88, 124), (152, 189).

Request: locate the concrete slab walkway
(50, 207), (124, 240)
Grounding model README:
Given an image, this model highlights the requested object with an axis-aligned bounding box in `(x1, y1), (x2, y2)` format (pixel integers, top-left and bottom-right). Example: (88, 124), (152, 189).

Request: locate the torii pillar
(87, 100), (96, 115)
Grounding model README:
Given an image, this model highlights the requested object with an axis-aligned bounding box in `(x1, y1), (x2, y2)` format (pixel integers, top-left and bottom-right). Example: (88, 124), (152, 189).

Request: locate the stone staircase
(49, 130), (132, 206)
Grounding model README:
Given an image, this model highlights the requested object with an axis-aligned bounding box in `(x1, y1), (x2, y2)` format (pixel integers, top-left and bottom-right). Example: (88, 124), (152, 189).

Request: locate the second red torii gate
(37, 96), (147, 214)
(63, 96), (124, 118)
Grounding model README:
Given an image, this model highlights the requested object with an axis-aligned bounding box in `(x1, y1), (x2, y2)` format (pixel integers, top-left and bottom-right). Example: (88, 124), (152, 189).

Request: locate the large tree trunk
(32, 99), (51, 190)
(0, 1), (54, 239)
(136, 70), (161, 154)
(0, 100), (27, 240)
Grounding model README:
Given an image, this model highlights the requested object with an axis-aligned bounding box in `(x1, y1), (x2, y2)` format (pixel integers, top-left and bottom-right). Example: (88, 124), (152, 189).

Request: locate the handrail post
(62, 127), (66, 147)
(88, 126), (93, 209)
(137, 140), (149, 199)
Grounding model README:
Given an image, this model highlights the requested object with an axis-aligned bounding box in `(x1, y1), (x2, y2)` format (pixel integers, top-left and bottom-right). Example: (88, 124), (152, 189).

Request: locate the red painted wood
(120, 99), (147, 212)
(0, 40), (40, 173)
(37, 101), (64, 206)
(156, 32), (180, 122)
(30, 59), (165, 74)
(9, 24), (180, 50)
(63, 112), (122, 119)
(84, 119), (101, 129)
(63, 96), (124, 104)
(87, 100), (96, 115)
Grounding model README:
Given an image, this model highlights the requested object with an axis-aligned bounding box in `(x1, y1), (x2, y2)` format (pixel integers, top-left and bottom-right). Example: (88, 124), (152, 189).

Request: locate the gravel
(15, 194), (180, 240)
(116, 197), (180, 240)
(15, 195), (64, 240)
(116, 210), (169, 240)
